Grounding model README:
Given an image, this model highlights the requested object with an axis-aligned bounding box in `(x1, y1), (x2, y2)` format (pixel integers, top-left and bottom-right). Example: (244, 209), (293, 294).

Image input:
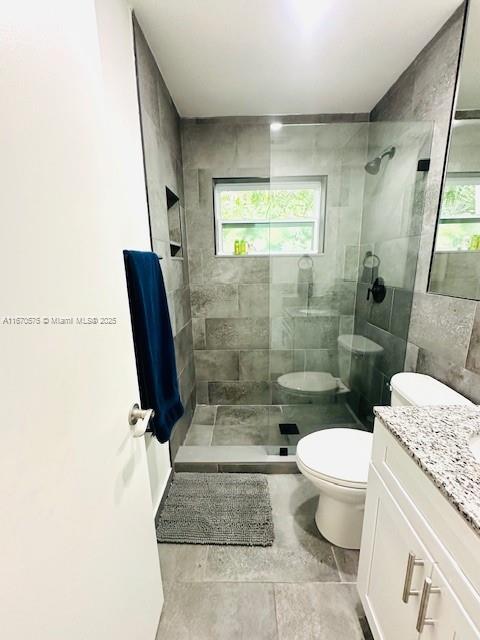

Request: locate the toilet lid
(277, 371), (338, 394)
(296, 428), (373, 488)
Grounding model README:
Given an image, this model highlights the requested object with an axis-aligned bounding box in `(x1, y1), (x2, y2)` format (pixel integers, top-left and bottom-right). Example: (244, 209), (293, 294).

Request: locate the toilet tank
(337, 334), (383, 386)
(390, 372), (474, 407)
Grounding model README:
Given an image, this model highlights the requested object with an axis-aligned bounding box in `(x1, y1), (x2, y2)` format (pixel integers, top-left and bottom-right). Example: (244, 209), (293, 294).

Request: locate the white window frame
(213, 177), (327, 257)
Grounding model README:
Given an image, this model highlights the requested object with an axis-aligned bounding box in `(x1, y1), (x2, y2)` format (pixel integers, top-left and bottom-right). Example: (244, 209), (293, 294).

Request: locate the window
(436, 173), (480, 251)
(213, 177), (326, 256)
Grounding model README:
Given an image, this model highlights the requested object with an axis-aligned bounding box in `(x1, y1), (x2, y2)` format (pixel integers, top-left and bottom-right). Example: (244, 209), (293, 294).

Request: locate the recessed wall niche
(166, 186), (183, 259)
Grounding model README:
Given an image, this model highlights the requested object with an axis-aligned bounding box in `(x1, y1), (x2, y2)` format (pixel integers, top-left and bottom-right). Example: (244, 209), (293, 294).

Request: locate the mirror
(429, 0), (480, 299)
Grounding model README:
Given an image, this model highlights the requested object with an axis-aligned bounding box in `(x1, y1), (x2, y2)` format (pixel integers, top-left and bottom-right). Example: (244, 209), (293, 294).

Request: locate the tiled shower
(178, 118), (432, 466)
(134, 19), (433, 467)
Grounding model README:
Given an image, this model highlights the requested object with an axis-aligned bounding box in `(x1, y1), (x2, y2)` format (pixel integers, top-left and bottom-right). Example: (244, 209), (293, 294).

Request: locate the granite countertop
(374, 405), (480, 536)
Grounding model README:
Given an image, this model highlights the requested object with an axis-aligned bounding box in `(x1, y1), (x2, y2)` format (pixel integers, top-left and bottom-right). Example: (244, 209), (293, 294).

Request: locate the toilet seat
(277, 371), (338, 394)
(296, 428), (373, 489)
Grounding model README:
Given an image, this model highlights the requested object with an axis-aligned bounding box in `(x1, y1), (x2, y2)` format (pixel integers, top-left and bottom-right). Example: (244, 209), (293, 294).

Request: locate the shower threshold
(174, 445), (298, 474)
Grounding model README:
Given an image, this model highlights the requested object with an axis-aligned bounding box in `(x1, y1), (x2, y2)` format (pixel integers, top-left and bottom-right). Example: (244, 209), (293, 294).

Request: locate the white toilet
(296, 371), (473, 549)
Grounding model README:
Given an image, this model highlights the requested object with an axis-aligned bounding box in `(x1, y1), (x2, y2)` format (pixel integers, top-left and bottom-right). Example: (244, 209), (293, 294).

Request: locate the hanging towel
(123, 250), (184, 443)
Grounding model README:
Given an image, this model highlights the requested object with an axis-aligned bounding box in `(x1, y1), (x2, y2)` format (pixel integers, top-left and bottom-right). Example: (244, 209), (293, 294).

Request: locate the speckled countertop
(374, 405), (480, 536)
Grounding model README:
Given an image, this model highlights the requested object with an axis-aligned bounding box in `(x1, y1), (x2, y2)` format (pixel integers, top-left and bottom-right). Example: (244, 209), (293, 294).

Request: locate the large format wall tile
(194, 349), (239, 381)
(190, 284), (239, 318)
(466, 304), (480, 375)
(208, 381), (271, 405)
(200, 254), (270, 285)
(192, 318), (206, 349)
(205, 318), (269, 349)
(238, 284), (270, 317)
(239, 350), (270, 380)
(292, 316), (339, 350)
(417, 347), (480, 404)
(409, 292), (476, 367)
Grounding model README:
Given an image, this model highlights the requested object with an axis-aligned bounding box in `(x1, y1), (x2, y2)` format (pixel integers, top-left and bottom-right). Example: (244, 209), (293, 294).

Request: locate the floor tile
(156, 582), (278, 640)
(333, 547), (360, 582)
(274, 583), (364, 640)
(184, 423), (215, 445)
(215, 404), (271, 425)
(267, 475), (317, 517)
(203, 514), (339, 583)
(192, 404), (217, 425)
(157, 543), (208, 585)
(214, 404), (282, 425)
(212, 422), (288, 446)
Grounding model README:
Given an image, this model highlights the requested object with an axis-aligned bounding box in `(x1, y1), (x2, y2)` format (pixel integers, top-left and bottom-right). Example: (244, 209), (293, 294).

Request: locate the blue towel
(123, 250), (184, 443)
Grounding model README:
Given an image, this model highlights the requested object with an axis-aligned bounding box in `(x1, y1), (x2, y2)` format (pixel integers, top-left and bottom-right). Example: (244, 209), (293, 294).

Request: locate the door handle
(128, 403), (155, 437)
(416, 577), (441, 633)
(402, 552), (424, 603)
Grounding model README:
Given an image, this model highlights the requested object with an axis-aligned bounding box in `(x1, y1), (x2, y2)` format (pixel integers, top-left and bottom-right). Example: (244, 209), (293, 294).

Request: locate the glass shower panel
(268, 123), (369, 450)
(268, 120), (433, 450)
(352, 120), (433, 426)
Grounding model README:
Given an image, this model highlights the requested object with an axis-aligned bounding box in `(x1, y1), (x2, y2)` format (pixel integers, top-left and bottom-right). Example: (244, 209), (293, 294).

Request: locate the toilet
(276, 333), (383, 400)
(296, 371), (473, 549)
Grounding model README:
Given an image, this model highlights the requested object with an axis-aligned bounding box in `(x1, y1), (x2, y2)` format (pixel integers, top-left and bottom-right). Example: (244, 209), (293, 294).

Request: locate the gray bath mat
(156, 473), (274, 546)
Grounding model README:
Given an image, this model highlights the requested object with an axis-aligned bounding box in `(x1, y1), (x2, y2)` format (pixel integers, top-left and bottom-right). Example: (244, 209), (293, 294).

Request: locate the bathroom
(2, 0), (480, 638)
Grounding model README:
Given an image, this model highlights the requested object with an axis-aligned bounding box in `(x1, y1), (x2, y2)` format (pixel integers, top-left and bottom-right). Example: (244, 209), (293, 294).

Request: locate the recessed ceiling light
(270, 122), (283, 132)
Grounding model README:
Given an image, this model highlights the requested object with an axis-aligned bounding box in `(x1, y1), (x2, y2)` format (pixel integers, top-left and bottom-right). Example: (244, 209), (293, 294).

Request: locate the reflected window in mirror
(436, 171), (480, 252)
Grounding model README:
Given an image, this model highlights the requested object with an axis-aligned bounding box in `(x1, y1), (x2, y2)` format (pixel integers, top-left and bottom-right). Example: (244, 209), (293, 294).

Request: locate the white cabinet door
(358, 468), (434, 640)
(417, 564), (480, 640)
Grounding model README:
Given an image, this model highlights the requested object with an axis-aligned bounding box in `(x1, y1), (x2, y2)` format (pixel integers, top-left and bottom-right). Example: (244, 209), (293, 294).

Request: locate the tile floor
(156, 474), (373, 639)
(184, 404), (360, 448)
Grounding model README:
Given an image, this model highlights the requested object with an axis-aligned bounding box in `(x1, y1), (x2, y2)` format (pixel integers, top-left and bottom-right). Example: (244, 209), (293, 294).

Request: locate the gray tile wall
(356, 6), (479, 408)
(133, 19), (195, 457)
(181, 117), (368, 405)
(181, 117), (272, 404)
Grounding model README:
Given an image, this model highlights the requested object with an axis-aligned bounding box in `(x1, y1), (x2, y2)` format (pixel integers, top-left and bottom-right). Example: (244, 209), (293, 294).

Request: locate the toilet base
(314, 493), (365, 549)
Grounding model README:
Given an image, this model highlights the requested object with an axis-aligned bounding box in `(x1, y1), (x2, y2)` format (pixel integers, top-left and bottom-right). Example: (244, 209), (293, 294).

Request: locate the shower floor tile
(211, 422), (288, 446)
(179, 403), (362, 470)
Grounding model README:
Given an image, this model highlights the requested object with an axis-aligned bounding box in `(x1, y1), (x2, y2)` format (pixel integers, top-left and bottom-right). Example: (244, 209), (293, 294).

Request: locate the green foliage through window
(214, 179), (324, 256)
(436, 175), (480, 252)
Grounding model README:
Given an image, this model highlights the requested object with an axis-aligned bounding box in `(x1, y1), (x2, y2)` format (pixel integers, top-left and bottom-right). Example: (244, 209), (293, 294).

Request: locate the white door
(358, 468), (434, 640)
(0, 2), (163, 639)
(417, 564), (480, 640)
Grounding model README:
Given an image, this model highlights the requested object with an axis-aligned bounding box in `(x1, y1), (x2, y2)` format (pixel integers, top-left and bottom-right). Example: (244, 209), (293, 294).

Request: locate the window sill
(214, 252), (323, 258)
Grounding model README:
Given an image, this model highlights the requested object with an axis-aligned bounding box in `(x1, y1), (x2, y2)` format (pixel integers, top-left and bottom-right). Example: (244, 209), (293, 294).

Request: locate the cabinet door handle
(402, 552), (424, 603)
(416, 577), (441, 633)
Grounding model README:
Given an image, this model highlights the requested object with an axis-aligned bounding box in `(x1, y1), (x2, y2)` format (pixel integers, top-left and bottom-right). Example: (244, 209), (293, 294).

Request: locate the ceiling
(131, 0), (462, 118)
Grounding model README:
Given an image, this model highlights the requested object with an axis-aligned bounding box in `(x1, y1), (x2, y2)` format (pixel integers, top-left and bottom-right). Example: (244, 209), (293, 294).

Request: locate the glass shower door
(267, 122), (369, 451)
(267, 120), (433, 451)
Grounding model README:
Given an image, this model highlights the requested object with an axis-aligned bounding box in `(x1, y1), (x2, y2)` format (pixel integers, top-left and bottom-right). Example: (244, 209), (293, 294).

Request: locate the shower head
(365, 145), (396, 175)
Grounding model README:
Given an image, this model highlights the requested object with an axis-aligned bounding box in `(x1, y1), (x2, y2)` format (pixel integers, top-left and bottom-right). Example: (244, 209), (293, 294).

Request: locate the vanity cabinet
(358, 420), (480, 640)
